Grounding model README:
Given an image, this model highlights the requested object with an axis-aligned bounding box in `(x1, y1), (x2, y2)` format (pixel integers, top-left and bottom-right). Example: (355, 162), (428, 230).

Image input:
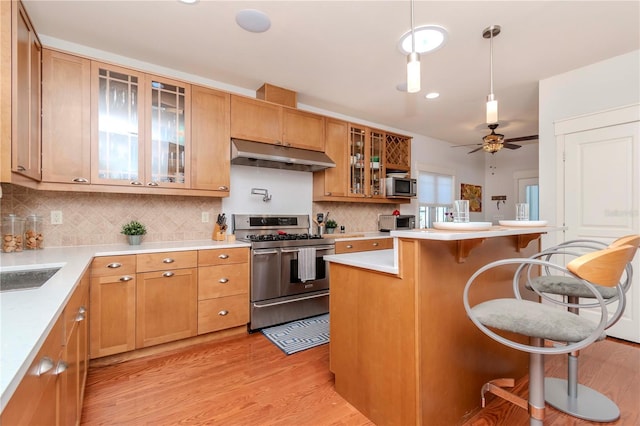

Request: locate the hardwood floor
(81, 335), (639, 425)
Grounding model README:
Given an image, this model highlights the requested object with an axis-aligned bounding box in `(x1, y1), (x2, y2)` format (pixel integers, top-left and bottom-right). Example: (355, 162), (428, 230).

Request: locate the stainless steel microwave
(378, 214), (416, 231)
(385, 177), (417, 198)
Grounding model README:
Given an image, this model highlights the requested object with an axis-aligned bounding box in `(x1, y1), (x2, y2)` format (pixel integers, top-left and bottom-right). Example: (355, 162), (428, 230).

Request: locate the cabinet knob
(107, 262), (122, 269)
(218, 278), (229, 283)
(218, 254), (229, 259)
(162, 271), (175, 278)
(130, 181), (144, 186)
(147, 182), (159, 187)
(218, 186), (229, 191)
(162, 258), (175, 264)
(72, 177), (89, 183)
(54, 360), (68, 375)
(35, 357), (54, 376)
(218, 310), (229, 316)
(119, 275), (133, 282)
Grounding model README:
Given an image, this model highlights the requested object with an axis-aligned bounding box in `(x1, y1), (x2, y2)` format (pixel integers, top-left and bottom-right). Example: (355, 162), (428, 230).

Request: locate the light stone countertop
(0, 239), (250, 412)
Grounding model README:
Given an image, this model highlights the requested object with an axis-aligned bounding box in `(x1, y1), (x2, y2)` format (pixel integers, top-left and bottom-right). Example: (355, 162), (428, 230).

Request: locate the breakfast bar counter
(325, 226), (562, 425)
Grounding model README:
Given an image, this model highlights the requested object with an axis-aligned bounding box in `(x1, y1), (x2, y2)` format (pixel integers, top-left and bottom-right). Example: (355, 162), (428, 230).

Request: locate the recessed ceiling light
(178, 0), (199, 4)
(398, 25), (448, 55)
(425, 92), (440, 99)
(236, 9), (271, 33)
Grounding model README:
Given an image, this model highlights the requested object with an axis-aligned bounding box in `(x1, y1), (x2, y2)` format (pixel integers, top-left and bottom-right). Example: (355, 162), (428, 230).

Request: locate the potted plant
(325, 219), (338, 234)
(121, 220), (147, 245)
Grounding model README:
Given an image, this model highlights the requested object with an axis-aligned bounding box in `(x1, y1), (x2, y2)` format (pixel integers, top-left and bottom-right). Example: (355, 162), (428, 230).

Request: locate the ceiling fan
(455, 124), (539, 154)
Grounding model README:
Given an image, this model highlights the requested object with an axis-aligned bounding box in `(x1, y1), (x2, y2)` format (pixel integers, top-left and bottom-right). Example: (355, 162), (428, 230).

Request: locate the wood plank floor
(81, 334), (639, 425)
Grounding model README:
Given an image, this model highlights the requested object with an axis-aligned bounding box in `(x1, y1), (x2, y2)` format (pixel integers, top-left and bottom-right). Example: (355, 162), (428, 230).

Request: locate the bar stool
(518, 235), (639, 422)
(463, 244), (636, 426)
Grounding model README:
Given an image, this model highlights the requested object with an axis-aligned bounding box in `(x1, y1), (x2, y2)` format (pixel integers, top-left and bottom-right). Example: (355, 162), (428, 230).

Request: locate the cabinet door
(11, 1), (41, 180)
(385, 132), (411, 171)
(315, 118), (348, 197)
(230, 95), (282, 144)
(191, 85), (230, 192)
(89, 273), (136, 358)
(136, 268), (197, 348)
(349, 125), (367, 197)
(42, 49), (91, 184)
(145, 75), (190, 188)
(282, 108), (325, 151)
(369, 130), (385, 198)
(91, 62), (146, 186)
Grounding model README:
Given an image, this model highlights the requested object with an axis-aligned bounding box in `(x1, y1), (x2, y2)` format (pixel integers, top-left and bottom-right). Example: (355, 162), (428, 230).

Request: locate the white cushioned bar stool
(463, 244), (637, 426)
(517, 235), (639, 422)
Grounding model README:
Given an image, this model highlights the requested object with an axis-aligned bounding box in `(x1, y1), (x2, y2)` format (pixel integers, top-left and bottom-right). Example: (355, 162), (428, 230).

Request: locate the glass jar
(2, 214), (25, 253)
(24, 214), (44, 250)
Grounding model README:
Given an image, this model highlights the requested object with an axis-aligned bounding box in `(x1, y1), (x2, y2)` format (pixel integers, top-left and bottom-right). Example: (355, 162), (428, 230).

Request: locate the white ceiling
(23, 0), (640, 147)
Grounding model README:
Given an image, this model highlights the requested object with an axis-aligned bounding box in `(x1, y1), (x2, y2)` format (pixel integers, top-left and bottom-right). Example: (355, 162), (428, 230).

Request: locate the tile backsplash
(0, 184), (402, 247)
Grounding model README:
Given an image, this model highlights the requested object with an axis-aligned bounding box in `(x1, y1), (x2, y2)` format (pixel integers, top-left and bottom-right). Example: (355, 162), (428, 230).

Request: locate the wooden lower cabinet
(198, 294), (248, 334)
(334, 237), (393, 254)
(136, 268), (198, 348)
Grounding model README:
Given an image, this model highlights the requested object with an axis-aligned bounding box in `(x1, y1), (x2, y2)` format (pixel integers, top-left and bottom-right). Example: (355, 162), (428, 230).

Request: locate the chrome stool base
(545, 377), (620, 422)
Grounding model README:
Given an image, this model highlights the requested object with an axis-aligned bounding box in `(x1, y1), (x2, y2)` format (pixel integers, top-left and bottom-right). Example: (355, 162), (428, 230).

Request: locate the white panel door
(564, 120), (640, 342)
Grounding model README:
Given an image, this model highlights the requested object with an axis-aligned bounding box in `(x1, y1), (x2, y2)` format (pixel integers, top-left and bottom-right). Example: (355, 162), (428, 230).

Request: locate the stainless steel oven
(233, 214), (335, 331)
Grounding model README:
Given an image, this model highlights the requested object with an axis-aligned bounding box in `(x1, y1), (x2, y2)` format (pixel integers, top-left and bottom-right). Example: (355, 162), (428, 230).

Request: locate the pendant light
(483, 25), (500, 124)
(406, 0), (420, 93)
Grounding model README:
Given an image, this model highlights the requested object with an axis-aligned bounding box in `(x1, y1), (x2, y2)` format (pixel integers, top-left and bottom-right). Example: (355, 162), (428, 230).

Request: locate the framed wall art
(461, 183), (482, 212)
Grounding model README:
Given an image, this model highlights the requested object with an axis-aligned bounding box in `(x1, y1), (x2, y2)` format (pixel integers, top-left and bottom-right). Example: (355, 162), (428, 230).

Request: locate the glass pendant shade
(486, 95), (498, 124)
(407, 52), (421, 93)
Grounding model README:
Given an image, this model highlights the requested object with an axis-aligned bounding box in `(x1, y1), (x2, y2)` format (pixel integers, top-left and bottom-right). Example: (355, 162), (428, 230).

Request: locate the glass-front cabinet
(348, 125), (385, 198)
(91, 62), (190, 188)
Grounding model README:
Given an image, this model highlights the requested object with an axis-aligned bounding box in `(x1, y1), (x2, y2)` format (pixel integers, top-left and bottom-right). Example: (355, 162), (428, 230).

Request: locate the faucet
(251, 188), (272, 202)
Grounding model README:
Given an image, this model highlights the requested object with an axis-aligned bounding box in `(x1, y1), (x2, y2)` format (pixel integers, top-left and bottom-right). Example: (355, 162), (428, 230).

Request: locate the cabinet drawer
(198, 294), (249, 334)
(198, 247), (249, 266)
(91, 255), (135, 276)
(335, 238), (393, 254)
(198, 264), (248, 300)
(136, 250), (197, 272)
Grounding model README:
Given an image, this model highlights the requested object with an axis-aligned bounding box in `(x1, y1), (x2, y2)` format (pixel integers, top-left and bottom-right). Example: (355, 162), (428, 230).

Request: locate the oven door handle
(253, 290), (330, 308)
(281, 245), (334, 253)
(252, 249), (279, 255)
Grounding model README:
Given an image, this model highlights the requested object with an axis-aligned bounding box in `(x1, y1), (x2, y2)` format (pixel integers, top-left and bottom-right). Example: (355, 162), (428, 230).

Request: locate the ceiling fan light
(407, 52), (421, 93)
(482, 142), (502, 154)
(486, 95), (498, 124)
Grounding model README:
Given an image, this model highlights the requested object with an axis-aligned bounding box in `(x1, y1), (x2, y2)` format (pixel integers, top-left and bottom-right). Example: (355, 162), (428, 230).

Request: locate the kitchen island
(324, 226), (561, 426)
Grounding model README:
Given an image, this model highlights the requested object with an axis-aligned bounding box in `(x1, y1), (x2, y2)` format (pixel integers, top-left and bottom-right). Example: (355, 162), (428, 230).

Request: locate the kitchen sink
(0, 267), (61, 292)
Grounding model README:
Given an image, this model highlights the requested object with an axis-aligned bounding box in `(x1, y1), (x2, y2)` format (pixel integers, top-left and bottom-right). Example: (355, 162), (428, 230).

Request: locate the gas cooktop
(245, 233), (323, 242)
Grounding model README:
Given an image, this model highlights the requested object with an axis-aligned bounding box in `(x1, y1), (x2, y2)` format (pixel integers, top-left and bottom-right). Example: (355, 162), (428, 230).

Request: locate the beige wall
(1, 183), (394, 247)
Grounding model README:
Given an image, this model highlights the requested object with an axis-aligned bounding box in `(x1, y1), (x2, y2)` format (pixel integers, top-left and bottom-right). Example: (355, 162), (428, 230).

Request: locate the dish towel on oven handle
(297, 247), (317, 283)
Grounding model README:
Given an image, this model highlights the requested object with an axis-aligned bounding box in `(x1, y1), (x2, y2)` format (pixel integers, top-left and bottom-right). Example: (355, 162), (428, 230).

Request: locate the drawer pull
(372, 242), (379, 247)
(78, 306), (87, 315)
(75, 312), (86, 322)
(218, 254), (229, 259)
(162, 258), (175, 264)
(54, 360), (68, 375)
(162, 271), (175, 278)
(147, 181), (159, 187)
(218, 186), (229, 191)
(219, 278), (229, 283)
(119, 276), (133, 282)
(218, 310), (229, 316)
(36, 357), (54, 376)
(107, 262), (122, 269)
(346, 244), (353, 249)
(72, 177), (89, 183)
(130, 181), (143, 186)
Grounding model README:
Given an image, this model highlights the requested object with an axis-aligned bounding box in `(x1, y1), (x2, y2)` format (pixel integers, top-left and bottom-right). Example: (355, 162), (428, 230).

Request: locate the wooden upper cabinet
(191, 85), (230, 192)
(313, 117), (348, 197)
(282, 108), (325, 151)
(230, 95), (281, 144)
(11, 1), (41, 181)
(41, 49), (91, 184)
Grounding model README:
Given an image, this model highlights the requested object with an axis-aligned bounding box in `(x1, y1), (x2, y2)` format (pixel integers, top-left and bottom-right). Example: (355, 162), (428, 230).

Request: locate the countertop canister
(2, 215), (25, 253)
(24, 214), (44, 249)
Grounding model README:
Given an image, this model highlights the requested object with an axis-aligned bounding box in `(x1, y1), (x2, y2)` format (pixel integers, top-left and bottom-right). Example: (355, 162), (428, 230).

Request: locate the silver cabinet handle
(79, 306), (87, 314)
(119, 276), (133, 282)
(72, 177), (89, 183)
(17, 165), (26, 171)
(219, 278), (229, 283)
(147, 182), (159, 187)
(218, 186), (229, 191)
(36, 357), (54, 376)
(218, 310), (229, 316)
(107, 262), (122, 269)
(130, 181), (143, 186)
(346, 244), (353, 249)
(54, 360), (68, 375)
(218, 254), (229, 259)
(372, 242), (379, 247)
(162, 258), (175, 264)
(76, 312), (86, 322)
(162, 271), (174, 278)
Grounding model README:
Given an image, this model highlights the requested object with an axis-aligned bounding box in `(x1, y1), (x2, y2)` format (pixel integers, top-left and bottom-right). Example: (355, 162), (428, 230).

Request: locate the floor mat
(261, 314), (329, 355)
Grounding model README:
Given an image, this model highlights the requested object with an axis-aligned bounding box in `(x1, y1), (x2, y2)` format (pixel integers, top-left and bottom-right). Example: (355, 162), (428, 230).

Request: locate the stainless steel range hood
(231, 139), (335, 172)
